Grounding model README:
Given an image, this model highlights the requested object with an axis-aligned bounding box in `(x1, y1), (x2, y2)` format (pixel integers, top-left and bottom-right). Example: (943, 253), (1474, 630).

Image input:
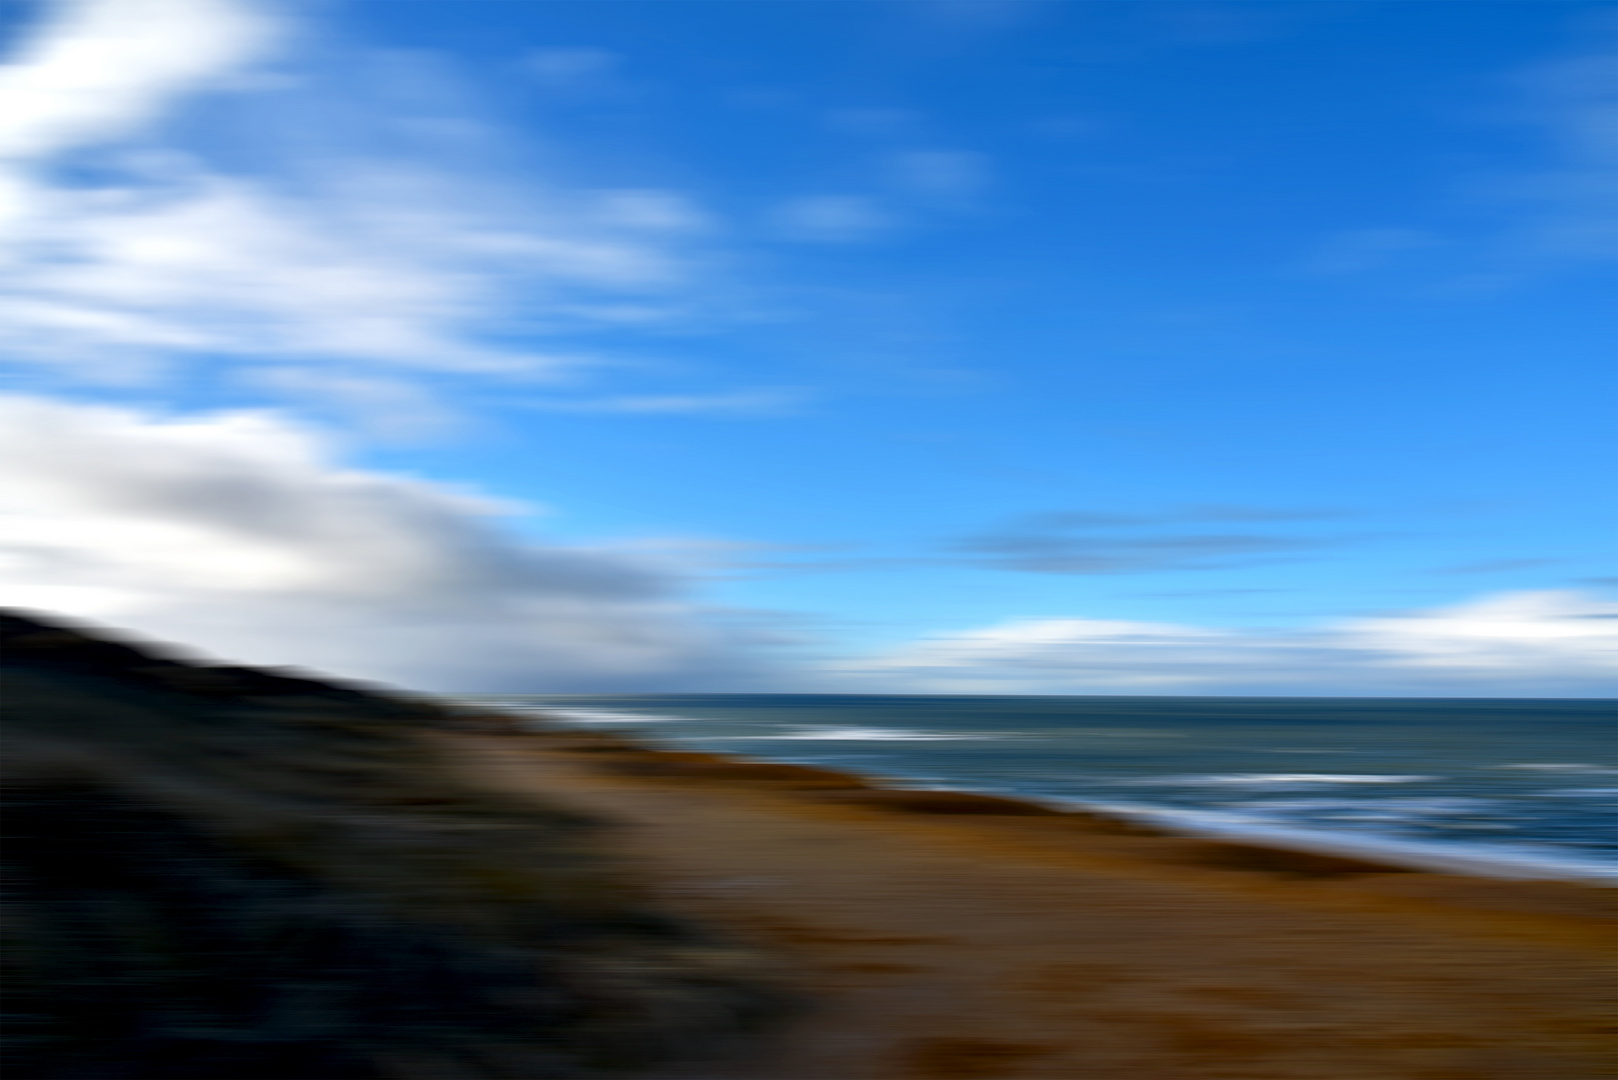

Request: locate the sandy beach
(434, 725), (1616, 1080)
(5, 604), (1612, 1080)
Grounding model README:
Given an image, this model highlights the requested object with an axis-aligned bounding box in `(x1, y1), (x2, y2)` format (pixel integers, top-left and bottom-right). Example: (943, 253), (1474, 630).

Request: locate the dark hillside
(0, 610), (789, 1080)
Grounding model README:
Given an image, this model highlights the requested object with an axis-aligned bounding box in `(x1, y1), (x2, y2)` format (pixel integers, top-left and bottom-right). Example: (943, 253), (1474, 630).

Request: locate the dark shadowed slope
(0, 610), (790, 1080)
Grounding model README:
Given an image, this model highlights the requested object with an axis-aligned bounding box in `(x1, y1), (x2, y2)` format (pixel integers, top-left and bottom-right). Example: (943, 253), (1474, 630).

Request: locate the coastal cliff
(0, 610), (788, 1080)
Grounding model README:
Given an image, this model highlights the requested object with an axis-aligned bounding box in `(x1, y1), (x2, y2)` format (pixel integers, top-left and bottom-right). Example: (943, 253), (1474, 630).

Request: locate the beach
(435, 722), (1616, 1080)
(467, 693), (1618, 883)
(5, 607), (1612, 1080)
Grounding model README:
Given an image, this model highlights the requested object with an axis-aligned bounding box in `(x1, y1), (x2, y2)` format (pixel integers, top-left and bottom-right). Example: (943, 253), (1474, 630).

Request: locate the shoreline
(483, 705), (1618, 887)
(12, 608), (1610, 1080)
(1043, 797), (1618, 885)
(435, 716), (1618, 1079)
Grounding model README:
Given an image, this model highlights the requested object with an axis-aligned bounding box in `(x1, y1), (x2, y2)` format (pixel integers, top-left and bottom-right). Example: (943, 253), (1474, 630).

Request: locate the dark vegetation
(0, 610), (790, 1079)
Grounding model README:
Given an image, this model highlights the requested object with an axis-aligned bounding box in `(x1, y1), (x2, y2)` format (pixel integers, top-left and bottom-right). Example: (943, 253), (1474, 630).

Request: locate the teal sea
(463, 694), (1618, 882)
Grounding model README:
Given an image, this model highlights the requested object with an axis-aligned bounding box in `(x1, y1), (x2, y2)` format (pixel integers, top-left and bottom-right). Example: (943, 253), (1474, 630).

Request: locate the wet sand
(429, 726), (1616, 1080)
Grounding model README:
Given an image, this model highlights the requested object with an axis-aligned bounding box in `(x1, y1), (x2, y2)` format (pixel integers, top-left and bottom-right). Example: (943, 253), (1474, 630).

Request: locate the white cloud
(245, 367), (464, 440)
(5, 392), (1603, 698)
(1303, 42), (1616, 288)
(526, 388), (807, 416)
(1305, 227), (1442, 274)
(837, 591), (1618, 696)
(592, 189), (713, 234)
(0, 0), (713, 390)
(0, 0), (278, 159)
(885, 149), (990, 206)
(1438, 40), (1618, 287)
(771, 195), (892, 243)
(0, 395), (785, 691)
(1338, 591), (1616, 676)
(1491, 45), (1618, 267)
(765, 151), (989, 245)
(525, 47), (623, 92)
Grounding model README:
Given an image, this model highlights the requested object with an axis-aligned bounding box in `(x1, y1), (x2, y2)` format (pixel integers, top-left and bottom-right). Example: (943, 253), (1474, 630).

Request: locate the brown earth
(433, 726), (1618, 1080)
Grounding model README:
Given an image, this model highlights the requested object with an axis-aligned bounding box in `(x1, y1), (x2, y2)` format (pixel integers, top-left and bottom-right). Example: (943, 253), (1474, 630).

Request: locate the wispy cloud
(952, 505), (1352, 574)
(1483, 41), (1618, 273)
(524, 47), (626, 95)
(0, 0), (278, 158)
(526, 388), (809, 416)
(838, 590), (1618, 696)
(1173, 504), (1351, 523)
(884, 149), (991, 208)
(244, 367), (465, 440)
(1304, 227), (1443, 275)
(1301, 36), (1616, 289)
(0, 0), (716, 393)
(955, 531), (1322, 575)
(769, 150), (991, 242)
(0, 3), (807, 690)
(770, 194), (893, 243)
(1418, 34), (1618, 289)
(1435, 558), (1563, 575)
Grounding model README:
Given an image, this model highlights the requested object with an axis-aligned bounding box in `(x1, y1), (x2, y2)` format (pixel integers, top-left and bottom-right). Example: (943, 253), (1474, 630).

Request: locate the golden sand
(431, 727), (1616, 1080)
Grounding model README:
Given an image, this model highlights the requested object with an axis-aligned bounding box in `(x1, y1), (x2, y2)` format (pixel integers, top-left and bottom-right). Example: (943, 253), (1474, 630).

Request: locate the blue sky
(0, 0), (1614, 695)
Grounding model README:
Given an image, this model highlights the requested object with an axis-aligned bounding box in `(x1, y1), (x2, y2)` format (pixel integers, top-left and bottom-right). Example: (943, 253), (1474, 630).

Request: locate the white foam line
(1057, 800), (1618, 884)
(535, 708), (680, 726)
(458, 701), (680, 727)
(1138, 773), (1435, 786)
(689, 762), (1618, 884)
(743, 726), (996, 741)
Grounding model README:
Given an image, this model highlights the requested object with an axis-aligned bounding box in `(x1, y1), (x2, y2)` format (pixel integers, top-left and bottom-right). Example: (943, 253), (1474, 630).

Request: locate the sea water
(461, 694), (1618, 882)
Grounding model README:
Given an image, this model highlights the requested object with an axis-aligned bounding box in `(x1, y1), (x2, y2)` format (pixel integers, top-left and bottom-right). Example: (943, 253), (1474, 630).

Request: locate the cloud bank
(0, 395), (784, 691)
(839, 591), (1618, 697)
(2, 395), (1609, 698)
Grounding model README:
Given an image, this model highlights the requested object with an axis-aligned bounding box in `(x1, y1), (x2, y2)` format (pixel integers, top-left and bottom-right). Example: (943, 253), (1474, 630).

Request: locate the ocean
(462, 694), (1618, 883)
